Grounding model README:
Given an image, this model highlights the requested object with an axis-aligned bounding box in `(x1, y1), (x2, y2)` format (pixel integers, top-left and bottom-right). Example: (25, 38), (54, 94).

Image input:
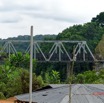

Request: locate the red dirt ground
(0, 97), (17, 103)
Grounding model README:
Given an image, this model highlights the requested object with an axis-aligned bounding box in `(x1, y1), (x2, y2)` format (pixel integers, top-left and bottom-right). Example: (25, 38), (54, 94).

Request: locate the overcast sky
(0, 0), (104, 39)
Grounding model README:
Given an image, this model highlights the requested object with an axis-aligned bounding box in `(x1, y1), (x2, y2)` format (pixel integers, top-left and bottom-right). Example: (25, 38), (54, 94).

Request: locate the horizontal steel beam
(0, 40), (86, 43)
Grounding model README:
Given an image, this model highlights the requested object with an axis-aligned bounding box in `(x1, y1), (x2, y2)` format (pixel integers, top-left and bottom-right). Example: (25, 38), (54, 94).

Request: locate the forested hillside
(57, 12), (104, 51)
(5, 34), (57, 40)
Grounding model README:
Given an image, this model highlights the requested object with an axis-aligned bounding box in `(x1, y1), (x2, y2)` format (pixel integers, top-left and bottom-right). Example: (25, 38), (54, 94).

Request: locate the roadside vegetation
(0, 53), (43, 99)
(72, 69), (104, 84)
(0, 52), (104, 99)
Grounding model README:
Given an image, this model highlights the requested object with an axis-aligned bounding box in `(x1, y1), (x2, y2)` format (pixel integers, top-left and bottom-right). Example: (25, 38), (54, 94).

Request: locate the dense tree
(6, 52), (36, 71)
(74, 69), (104, 84)
(95, 35), (104, 59)
(57, 25), (84, 40)
(57, 22), (104, 51)
(91, 12), (104, 27)
(7, 34), (57, 40)
(0, 65), (44, 98)
(44, 70), (60, 84)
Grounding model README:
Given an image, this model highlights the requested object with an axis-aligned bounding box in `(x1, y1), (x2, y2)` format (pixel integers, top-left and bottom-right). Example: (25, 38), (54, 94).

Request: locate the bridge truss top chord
(0, 40), (100, 62)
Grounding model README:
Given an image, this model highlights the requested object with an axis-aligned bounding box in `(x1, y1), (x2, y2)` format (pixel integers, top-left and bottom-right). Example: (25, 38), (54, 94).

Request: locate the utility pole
(69, 47), (76, 103)
(29, 26), (33, 103)
(67, 62), (71, 79)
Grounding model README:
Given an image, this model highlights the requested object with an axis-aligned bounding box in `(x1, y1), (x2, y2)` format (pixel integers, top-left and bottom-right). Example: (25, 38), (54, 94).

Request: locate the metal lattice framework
(0, 40), (96, 62)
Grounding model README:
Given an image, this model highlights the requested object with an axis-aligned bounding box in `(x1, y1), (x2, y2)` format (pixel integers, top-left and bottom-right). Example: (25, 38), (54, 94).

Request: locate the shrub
(0, 65), (44, 98)
(0, 92), (6, 99)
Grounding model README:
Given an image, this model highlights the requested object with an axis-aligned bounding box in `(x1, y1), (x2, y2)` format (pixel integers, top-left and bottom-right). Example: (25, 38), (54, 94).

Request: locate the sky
(0, 0), (104, 39)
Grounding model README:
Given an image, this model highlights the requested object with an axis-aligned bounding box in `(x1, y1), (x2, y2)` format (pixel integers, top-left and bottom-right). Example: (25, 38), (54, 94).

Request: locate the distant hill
(0, 34), (57, 52)
(4, 34), (57, 40)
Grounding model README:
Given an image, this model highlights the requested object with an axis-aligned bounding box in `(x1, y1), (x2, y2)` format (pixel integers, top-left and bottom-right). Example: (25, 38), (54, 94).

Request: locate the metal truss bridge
(0, 40), (99, 62)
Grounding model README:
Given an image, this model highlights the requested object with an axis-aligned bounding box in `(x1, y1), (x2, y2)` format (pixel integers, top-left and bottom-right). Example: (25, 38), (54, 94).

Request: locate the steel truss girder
(0, 40), (96, 62)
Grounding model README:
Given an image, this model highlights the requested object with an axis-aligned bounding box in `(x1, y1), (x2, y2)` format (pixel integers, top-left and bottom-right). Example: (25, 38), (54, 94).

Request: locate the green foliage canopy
(95, 35), (104, 59)
(74, 69), (104, 84)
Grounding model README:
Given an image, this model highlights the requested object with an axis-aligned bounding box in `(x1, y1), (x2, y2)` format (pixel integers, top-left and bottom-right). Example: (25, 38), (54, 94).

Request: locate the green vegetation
(44, 70), (60, 84)
(57, 22), (104, 51)
(6, 52), (36, 71)
(91, 12), (104, 27)
(74, 69), (104, 84)
(95, 35), (104, 59)
(0, 54), (43, 99)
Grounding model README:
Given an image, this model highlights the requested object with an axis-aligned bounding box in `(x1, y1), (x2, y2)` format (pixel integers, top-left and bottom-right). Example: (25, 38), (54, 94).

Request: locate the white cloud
(0, 0), (104, 39)
(0, 12), (22, 23)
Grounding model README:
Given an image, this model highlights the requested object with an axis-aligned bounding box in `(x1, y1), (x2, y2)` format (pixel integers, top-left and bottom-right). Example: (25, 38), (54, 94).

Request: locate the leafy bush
(44, 70), (60, 84)
(0, 65), (44, 99)
(0, 92), (6, 99)
(5, 52), (36, 71)
(74, 69), (104, 83)
(37, 75), (44, 86)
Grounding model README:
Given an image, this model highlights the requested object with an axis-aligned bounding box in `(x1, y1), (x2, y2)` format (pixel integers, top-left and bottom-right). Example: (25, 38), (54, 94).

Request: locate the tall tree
(91, 12), (104, 27)
(95, 35), (104, 59)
